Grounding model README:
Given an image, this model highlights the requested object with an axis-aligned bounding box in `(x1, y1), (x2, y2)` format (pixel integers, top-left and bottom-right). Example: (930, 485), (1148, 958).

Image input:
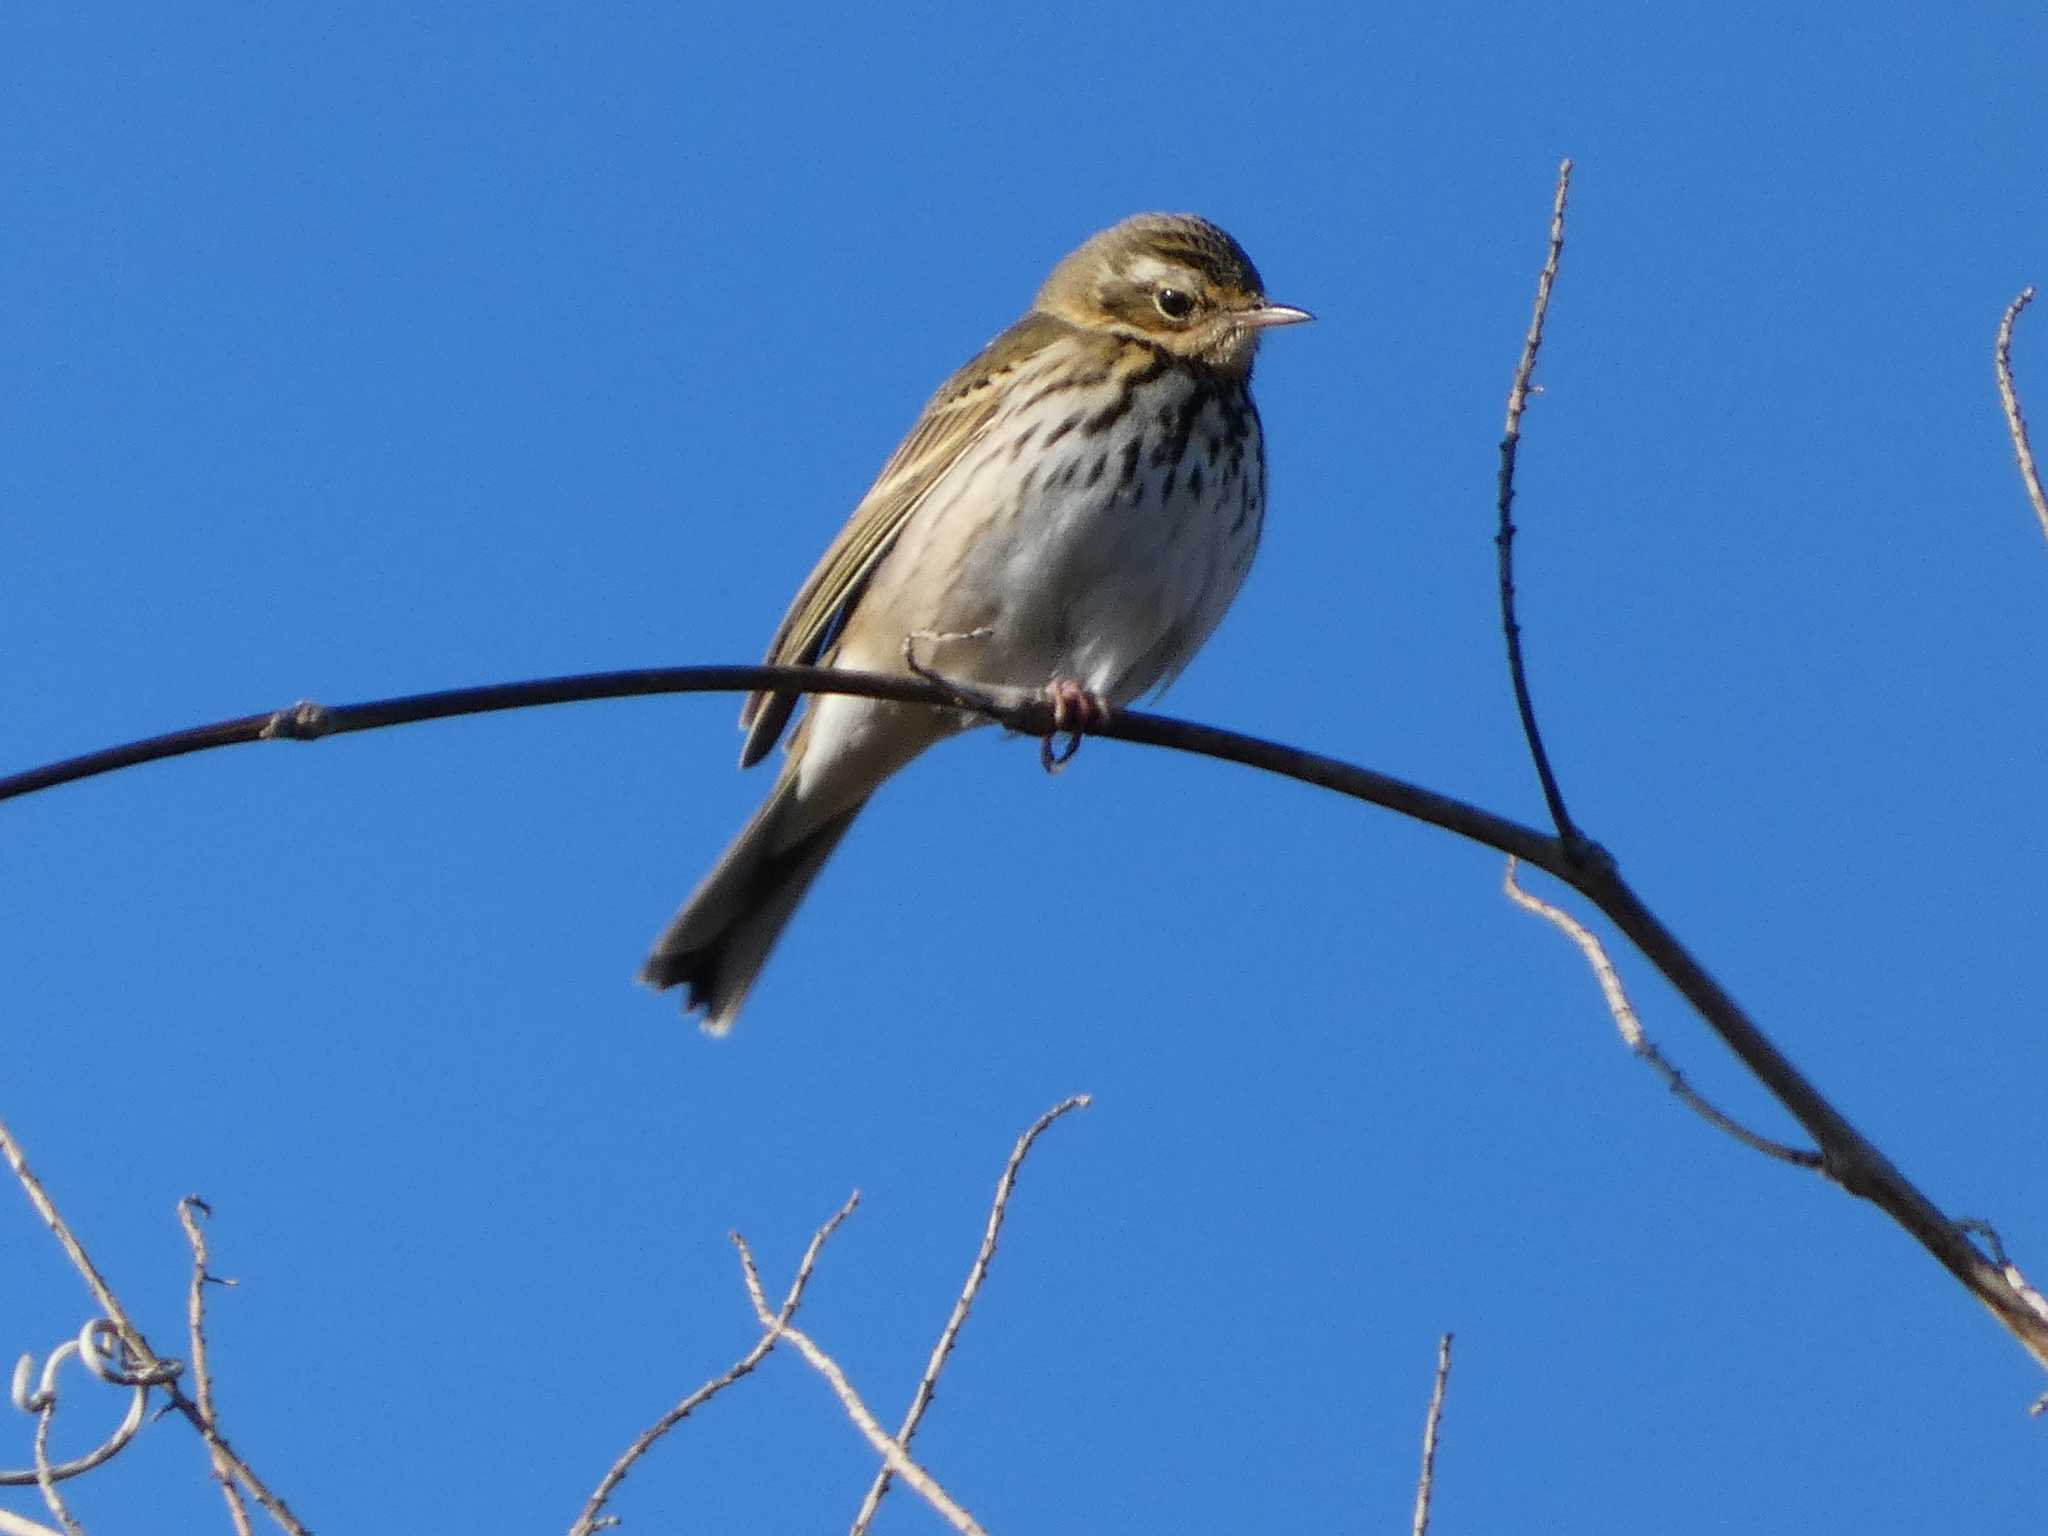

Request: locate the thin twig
(1504, 861), (1821, 1167)
(849, 1096), (1091, 1536)
(1994, 287), (2047, 544)
(1496, 157), (1581, 849)
(569, 1193), (860, 1536)
(30, 1408), (84, 1536)
(0, 1119), (143, 1344)
(1410, 1334), (1453, 1536)
(1575, 861), (2048, 1363)
(177, 1199), (251, 1536)
(735, 1238), (986, 1536)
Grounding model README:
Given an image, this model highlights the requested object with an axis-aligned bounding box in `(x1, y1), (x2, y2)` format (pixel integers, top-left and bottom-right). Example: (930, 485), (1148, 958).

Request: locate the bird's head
(1034, 213), (1312, 376)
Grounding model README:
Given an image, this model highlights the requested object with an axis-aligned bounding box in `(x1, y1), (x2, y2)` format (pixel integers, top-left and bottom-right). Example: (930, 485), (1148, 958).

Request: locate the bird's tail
(639, 773), (866, 1033)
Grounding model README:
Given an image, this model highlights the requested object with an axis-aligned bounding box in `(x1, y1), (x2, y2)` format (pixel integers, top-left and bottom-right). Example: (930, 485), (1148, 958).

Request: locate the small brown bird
(642, 213), (1310, 1030)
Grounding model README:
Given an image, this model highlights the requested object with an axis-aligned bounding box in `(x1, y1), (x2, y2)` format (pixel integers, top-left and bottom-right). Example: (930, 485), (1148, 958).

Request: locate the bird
(642, 212), (1310, 1031)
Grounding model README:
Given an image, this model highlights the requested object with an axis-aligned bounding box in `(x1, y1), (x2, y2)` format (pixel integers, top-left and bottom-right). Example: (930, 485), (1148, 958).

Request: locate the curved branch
(5, 663), (2046, 1374)
(0, 665), (1566, 873)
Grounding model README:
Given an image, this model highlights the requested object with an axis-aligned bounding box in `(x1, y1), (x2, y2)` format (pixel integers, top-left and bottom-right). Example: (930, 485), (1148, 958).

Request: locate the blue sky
(5, 3), (2047, 1531)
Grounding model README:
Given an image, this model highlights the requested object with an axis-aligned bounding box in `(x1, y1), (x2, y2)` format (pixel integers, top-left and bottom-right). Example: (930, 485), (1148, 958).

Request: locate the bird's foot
(1041, 678), (1110, 774)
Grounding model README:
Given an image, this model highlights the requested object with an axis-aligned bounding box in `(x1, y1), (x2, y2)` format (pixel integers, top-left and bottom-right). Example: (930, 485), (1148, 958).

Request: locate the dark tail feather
(640, 778), (865, 1033)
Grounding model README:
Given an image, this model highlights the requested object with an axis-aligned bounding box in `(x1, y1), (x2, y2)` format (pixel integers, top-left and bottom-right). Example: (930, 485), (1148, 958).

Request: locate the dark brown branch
(0, 665), (1565, 873)
(1994, 286), (2047, 544)
(5, 663), (2046, 1368)
(1477, 159), (2048, 1376)
(1496, 158), (1581, 849)
(7, 662), (2048, 1389)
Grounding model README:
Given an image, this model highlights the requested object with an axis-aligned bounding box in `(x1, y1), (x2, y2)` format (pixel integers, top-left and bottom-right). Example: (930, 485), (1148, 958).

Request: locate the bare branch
(1496, 157), (1581, 847)
(734, 1235), (987, 1536)
(1504, 861), (1820, 1167)
(570, 1193), (860, 1536)
(1994, 287), (2047, 543)
(176, 1200), (251, 1536)
(1410, 1334), (1453, 1536)
(1476, 177), (2048, 1377)
(850, 1096), (1091, 1536)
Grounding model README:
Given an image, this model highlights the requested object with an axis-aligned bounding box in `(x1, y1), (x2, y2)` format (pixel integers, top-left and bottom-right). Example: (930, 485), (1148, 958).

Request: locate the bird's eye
(1154, 287), (1196, 320)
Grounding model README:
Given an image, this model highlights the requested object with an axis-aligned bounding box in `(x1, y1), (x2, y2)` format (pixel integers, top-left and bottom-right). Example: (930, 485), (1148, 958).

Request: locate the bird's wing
(737, 311), (1071, 767)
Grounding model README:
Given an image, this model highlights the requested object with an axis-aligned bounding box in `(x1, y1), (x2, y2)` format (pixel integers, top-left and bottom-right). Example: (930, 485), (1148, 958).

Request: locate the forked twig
(1994, 287), (2047, 543)
(569, 1193), (860, 1536)
(1410, 1334), (1453, 1536)
(1504, 861), (1820, 1167)
(850, 1095), (1091, 1535)
(734, 1239), (987, 1536)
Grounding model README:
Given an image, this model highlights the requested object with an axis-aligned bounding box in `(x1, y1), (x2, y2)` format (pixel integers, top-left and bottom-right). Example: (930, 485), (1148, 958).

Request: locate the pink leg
(1040, 678), (1111, 773)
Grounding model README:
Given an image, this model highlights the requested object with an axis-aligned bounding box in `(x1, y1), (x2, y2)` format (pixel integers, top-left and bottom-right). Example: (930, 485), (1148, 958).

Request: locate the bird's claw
(1041, 679), (1109, 773)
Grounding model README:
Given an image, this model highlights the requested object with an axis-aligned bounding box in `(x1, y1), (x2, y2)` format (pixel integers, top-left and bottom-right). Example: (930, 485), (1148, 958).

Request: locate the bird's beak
(1243, 303), (1315, 329)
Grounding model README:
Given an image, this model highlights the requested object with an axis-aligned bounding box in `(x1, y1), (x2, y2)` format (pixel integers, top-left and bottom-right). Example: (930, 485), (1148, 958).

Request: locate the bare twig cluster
(0, 1117), (309, 1536)
(4, 1097), (1095, 1534)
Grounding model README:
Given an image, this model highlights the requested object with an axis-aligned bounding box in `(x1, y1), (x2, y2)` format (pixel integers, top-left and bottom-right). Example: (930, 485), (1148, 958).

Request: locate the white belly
(843, 360), (1266, 704)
